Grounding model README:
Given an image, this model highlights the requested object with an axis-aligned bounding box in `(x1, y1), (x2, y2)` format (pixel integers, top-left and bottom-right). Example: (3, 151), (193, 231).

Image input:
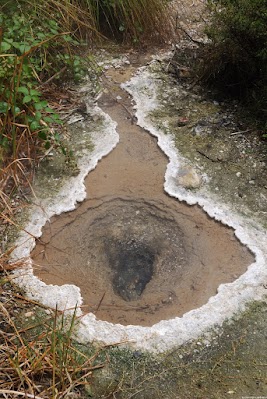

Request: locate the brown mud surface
(32, 62), (253, 326)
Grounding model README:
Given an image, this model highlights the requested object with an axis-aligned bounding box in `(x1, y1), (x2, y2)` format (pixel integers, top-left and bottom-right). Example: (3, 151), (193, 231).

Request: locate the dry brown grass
(0, 298), (104, 398)
(0, 248), (104, 398)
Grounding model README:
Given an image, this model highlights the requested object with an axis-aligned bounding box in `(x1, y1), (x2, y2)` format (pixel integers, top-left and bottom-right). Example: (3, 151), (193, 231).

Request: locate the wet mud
(32, 62), (254, 326)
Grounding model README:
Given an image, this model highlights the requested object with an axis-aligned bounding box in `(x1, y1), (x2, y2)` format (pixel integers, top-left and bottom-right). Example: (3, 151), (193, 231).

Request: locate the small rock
(176, 166), (202, 189)
(25, 311), (34, 318)
(236, 172), (241, 177)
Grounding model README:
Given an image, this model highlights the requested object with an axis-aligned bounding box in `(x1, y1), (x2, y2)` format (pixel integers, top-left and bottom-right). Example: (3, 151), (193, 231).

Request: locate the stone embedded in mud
(176, 166), (202, 189)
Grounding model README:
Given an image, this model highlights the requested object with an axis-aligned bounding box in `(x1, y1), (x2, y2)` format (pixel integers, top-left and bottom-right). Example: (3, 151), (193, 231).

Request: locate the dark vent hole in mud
(32, 197), (254, 327)
(105, 239), (155, 301)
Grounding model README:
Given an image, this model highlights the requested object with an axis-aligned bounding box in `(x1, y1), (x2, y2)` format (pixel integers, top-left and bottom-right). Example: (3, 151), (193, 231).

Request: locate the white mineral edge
(12, 61), (267, 353)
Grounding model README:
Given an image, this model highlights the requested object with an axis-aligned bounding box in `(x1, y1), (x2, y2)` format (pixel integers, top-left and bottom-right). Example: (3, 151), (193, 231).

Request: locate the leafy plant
(199, 0), (267, 128)
(0, 0), (174, 198)
(0, 5), (89, 195)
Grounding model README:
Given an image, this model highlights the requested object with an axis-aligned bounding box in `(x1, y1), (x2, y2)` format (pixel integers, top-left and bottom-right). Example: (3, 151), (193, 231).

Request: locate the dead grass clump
(0, 304), (104, 398)
(93, 0), (174, 43)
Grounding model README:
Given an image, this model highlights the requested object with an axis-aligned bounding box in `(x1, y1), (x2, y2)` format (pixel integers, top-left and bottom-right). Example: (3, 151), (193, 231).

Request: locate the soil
(31, 63), (253, 327)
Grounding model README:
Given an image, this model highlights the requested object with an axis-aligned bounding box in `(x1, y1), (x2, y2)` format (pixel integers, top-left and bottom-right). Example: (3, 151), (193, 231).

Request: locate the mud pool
(32, 61), (252, 326)
(12, 51), (267, 352)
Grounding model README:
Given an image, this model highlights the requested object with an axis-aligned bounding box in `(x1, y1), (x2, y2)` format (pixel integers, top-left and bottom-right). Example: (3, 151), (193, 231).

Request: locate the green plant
(0, 5), (89, 195)
(0, 0), (174, 198)
(199, 0), (267, 127)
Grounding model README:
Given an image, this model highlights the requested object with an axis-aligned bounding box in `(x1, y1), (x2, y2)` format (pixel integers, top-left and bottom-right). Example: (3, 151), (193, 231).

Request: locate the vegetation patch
(0, 0), (173, 223)
(0, 278), (104, 399)
(197, 0), (267, 130)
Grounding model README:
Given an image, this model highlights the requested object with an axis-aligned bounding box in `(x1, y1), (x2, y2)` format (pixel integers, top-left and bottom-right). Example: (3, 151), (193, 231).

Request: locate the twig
(0, 390), (43, 399)
(95, 292), (106, 314)
(39, 66), (67, 88)
(13, 293), (54, 310)
(230, 129), (252, 136)
(196, 149), (225, 163)
(175, 20), (204, 47)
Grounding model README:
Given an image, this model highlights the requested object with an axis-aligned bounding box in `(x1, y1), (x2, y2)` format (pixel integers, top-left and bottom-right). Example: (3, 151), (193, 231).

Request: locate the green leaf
(35, 111), (42, 121)
(43, 116), (55, 123)
(1, 42), (11, 52)
(5, 38), (14, 44)
(63, 35), (73, 43)
(30, 120), (40, 130)
(31, 96), (40, 103)
(19, 44), (31, 54)
(17, 87), (29, 95)
(45, 107), (54, 113)
(0, 102), (9, 113)
(14, 106), (21, 114)
(45, 141), (51, 149)
(12, 42), (21, 50)
(22, 95), (32, 104)
(30, 89), (40, 96)
(54, 132), (60, 141)
(37, 32), (46, 40)
(49, 20), (58, 28)
(38, 131), (47, 140)
(34, 100), (47, 110)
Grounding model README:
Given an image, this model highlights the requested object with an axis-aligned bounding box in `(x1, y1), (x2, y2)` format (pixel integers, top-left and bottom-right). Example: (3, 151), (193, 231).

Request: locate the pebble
(25, 311), (34, 318)
(236, 172), (241, 177)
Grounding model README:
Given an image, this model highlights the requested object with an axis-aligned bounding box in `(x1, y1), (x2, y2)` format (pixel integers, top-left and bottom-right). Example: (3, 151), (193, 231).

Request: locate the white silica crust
(13, 62), (267, 353)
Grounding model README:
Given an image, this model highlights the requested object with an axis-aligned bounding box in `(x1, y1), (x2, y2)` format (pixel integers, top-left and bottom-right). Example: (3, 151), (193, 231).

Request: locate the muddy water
(32, 61), (254, 327)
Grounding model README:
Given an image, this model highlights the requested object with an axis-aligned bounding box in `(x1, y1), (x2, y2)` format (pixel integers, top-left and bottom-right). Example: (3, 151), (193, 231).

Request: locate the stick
(95, 292), (106, 314)
(0, 391), (43, 399)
